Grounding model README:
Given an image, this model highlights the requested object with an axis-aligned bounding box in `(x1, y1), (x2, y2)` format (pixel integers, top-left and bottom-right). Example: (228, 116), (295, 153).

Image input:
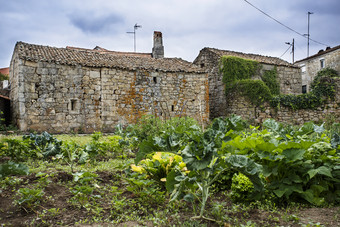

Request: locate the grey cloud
(69, 13), (124, 34)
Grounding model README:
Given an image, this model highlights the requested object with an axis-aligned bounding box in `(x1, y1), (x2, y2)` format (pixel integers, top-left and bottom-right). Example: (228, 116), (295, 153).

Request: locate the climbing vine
(270, 68), (339, 110)
(261, 67), (280, 96)
(219, 56), (278, 106)
(220, 55), (338, 110)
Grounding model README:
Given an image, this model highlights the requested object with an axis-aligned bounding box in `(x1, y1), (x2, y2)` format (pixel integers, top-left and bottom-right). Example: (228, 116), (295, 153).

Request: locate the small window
(153, 77), (157, 83)
(302, 85), (307, 94)
(320, 59), (325, 69)
(71, 100), (77, 111)
(171, 105), (174, 111)
(300, 64), (306, 73)
(200, 63), (205, 68)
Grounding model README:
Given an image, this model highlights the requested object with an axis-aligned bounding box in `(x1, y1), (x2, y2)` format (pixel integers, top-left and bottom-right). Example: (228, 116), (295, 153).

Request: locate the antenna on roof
(285, 39), (295, 63)
(127, 23), (142, 52)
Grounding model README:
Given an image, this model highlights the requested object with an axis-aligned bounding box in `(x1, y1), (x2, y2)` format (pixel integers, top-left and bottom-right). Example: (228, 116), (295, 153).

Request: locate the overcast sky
(1, 0), (339, 68)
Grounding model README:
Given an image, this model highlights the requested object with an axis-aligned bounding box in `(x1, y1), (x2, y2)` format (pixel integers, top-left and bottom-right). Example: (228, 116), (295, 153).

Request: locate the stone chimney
(152, 31), (164, 59)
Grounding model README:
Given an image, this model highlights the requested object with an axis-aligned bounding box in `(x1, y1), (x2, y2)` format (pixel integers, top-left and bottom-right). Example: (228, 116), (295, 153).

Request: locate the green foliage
(222, 118), (340, 205)
(271, 68), (339, 110)
(220, 56), (261, 84)
(131, 152), (187, 188)
(0, 161), (29, 178)
(0, 72), (8, 81)
(24, 131), (62, 158)
(261, 67), (280, 96)
(228, 79), (273, 106)
(231, 172), (254, 202)
(15, 187), (44, 211)
(135, 116), (264, 219)
(219, 56), (279, 107)
(0, 137), (31, 162)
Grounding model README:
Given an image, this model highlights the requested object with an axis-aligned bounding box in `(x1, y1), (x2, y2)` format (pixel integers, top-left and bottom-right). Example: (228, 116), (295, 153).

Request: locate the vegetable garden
(0, 116), (339, 226)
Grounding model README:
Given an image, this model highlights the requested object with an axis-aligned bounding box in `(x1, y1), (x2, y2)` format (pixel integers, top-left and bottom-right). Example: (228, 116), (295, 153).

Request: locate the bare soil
(1, 171), (339, 226)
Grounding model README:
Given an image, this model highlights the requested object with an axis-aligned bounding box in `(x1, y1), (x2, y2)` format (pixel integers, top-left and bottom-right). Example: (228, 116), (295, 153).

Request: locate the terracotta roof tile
(0, 67), (9, 75)
(203, 47), (295, 67)
(295, 45), (340, 63)
(16, 42), (205, 73)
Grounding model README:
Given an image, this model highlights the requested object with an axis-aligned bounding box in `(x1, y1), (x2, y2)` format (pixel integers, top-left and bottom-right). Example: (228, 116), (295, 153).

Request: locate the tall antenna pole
(307, 12), (313, 57)
(127, 23), (142, 52)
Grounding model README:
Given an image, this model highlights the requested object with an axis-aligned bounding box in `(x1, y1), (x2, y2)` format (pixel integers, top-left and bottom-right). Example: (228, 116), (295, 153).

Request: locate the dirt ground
(1, 171), (339, 226)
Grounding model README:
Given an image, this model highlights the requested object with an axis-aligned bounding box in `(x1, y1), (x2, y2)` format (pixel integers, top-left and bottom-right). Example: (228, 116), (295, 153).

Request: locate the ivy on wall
(219, 56), (279, 106)
(271, 68), (339, 110)
(261, 67), (280, 96)
(220, 55), (338, 110)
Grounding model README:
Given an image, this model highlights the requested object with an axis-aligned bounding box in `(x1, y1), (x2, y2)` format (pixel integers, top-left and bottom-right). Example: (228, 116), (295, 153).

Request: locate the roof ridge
(203, 47), (293, 67)
(15, 41), (204, 73)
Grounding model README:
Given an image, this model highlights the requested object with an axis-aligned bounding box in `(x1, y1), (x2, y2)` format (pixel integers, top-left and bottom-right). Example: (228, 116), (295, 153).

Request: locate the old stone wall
(298, 48), (340, 92)
(10, 59), (209, 133)
(276, 65), (301, 95)
(193, 49), (302, 119)
(225, 78), (340, 125)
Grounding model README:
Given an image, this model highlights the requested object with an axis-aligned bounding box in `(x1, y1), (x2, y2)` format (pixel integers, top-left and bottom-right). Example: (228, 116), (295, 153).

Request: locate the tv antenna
(285, 39), (295, 63)
(127, 23), (142, 52)
(303, 12), (313, 57)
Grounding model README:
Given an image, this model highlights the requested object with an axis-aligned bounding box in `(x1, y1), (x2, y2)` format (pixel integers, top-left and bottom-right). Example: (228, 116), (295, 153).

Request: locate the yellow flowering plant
(131, 152), (188, 187)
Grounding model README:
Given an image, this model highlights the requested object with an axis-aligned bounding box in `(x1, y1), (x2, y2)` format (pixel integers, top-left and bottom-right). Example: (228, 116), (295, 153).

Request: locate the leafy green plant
(0, 161), (29, 178)
(0, 138), (31, 162)
(222, 119), (340, 205)
(56, 141), (89, 172)
(131, 152), (187, 188)
(230, 172), (254, 202)
(69, 172), (100, 208)
(135, 117), (264, 220)
(23, 131), (62, 158)
(15, 187), (44, 211)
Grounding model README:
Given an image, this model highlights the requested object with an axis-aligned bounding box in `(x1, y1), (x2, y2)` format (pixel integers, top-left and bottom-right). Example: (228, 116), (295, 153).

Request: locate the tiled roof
(15, 42), (205, 73)
(295, 45), (340, 64)
(202, 47), (295, 67)
(67, 46), (152, 58)
(0, 67), (9, 75)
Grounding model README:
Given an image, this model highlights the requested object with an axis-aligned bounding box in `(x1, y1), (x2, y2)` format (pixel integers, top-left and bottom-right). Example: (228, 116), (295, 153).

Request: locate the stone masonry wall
(193, 50), (302, 119)
(225, 78), (340, 125)
(10, 60), (209, 133)
(298, 48), (340, 92)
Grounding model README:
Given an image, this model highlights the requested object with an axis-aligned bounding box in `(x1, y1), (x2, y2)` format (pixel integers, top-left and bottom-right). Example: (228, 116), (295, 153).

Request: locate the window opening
(171, 105), (174, 111)
(153, 77), (157, 83)
(302, 85), (307, 94)
(320, 59), (325, 69)
(71, 100), (76, 111)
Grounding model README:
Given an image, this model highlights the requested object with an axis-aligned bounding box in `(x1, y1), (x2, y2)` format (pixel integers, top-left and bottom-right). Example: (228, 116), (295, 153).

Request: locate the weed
(15, 187), (44, 212)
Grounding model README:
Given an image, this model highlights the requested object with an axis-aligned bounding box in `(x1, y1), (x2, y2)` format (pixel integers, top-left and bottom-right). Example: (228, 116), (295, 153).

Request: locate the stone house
(9, 32), (209, 133)
(295, 45), (340, 93)
(193, 47), (301, 119)
(0, 67), (10, 126)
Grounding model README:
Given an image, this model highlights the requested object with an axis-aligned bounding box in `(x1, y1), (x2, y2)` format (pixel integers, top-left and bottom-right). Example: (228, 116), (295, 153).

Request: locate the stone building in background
(9, 32), (209, 133)
(193, 47), (301, 119)
(295, 45), (340, 93)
